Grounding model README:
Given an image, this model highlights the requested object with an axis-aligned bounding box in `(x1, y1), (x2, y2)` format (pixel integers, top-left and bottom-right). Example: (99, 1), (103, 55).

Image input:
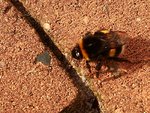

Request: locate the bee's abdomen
(108, 45), (122, 57)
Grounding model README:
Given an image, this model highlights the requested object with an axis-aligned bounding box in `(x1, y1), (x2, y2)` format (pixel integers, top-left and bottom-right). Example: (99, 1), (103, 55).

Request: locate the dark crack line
(10, 0), (101, 112)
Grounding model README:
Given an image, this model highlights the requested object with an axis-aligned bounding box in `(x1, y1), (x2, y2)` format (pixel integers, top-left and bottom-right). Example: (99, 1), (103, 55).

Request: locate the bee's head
(71, 45), (83, 60)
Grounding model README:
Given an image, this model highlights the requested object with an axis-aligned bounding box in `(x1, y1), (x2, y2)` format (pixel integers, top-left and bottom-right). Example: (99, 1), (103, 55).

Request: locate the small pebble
(136, 17), (141, 22)
(80, 75), (86, 82)
(43, 23), (51, 31)
(83, 16), (89, 25)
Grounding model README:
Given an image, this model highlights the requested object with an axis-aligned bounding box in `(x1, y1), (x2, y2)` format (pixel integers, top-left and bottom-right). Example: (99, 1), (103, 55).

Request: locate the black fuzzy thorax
(82, 31), (123, 60)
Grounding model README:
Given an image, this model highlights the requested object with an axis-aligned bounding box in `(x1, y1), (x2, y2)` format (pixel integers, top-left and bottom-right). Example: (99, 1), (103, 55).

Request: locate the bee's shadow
(123, 36), (150, 63)
(99, 36), (150, 82)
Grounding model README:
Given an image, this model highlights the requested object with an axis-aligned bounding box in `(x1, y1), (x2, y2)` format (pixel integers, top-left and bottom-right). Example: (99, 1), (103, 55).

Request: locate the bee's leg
(95, 61), (102, 71)
(107, 57), (130, 72)
(95, 56), (103, 77)
(107, 62), (118, 73)
(109, 57), (131, 63)
(86, 61), (91, 73)
(95, 61), (102, 78)
(108, 57), (129, 78)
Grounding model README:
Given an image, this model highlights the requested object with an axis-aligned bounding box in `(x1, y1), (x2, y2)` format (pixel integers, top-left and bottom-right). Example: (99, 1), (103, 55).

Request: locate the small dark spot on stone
(29, 91), (33, 96)
(10, 100), (14, 103)
(28, 104), (35, 108)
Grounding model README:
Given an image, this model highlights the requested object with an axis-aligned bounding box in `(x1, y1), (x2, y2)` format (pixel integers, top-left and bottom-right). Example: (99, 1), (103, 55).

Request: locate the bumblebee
(71, 30), (128, 72)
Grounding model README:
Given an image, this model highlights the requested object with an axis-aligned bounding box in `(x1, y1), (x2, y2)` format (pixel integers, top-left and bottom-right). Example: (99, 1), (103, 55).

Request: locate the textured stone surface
(0, 0), (150, 113)
(0, 2), (77, 112)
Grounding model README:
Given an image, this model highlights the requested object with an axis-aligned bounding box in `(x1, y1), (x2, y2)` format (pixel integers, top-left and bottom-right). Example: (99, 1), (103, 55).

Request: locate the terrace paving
(0, 0), (150, 113)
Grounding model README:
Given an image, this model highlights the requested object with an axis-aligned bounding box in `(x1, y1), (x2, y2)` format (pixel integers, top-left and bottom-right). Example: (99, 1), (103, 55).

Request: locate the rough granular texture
(1, 0), (150, 113)
(0, 2), (77, 112)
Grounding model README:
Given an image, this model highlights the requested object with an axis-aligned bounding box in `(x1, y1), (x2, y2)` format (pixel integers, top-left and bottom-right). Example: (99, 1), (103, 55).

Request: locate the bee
(71, 30), (129, 74)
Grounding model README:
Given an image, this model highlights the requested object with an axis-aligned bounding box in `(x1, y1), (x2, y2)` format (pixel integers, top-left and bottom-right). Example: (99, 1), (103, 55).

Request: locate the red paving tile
(0, 1), (78, 112)
(1, 0), (150, 113)
(18, 0), (150, 112)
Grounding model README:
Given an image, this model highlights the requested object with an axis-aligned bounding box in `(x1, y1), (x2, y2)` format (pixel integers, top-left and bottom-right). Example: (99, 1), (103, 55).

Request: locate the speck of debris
(43, 23), (51, 31)
(35, 51), (51, 66)
(83, 16), (89, 25)
(80, 75), (86, 82)
(136, 17), (141, 22)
